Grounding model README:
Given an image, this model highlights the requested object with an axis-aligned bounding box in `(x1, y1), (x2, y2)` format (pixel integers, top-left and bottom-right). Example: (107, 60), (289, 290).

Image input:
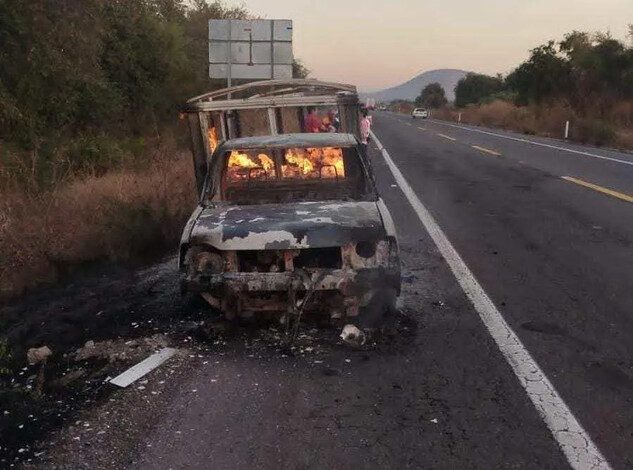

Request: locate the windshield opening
(226, 151), (277, 182)
(283, 147), (345, 179)
(211, 145), (372, 205)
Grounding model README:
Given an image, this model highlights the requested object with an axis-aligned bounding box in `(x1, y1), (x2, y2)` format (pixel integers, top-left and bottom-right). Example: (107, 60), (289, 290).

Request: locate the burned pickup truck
(179, 133), (400, 323)
(179, 80), (400, 325)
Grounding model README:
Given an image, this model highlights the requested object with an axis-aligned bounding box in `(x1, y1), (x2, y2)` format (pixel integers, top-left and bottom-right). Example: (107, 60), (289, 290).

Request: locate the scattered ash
(0, 257), (417, 467)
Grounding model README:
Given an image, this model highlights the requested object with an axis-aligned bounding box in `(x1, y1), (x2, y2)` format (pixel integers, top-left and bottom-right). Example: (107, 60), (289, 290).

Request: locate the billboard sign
(209, 19), (293, 81)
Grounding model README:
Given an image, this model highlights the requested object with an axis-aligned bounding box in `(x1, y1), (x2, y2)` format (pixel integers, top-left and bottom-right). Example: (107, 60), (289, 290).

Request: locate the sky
(227, 0), (631, 91)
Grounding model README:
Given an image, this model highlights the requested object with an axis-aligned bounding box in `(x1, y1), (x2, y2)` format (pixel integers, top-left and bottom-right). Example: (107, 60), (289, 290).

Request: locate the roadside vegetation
(443, 28), (633, 148)
(0, 145), (196, 299)
(391, 27), (633, 149)
(0, 0), (309, 300)
(414, 83), (448, 110)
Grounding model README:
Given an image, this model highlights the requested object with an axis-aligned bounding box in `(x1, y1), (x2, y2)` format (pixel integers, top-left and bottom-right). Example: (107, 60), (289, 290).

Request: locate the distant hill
(361, 69), (469, 103)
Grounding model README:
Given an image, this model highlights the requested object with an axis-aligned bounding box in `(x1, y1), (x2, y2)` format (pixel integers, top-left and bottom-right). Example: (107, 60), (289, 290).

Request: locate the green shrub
(573, 119), (616, 147)
(63, 136), (148, 176)
(481, 91), (517, 104)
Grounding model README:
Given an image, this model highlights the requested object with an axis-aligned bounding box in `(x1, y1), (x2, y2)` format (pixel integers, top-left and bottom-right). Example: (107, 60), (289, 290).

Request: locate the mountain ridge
(361, 69), (470, 103)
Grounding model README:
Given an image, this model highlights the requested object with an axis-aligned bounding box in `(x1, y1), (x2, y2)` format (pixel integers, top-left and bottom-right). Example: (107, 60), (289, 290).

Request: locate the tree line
(413, 26), (633, 114)
(0, 0), (308, 183)
(456, 28), (633, 110)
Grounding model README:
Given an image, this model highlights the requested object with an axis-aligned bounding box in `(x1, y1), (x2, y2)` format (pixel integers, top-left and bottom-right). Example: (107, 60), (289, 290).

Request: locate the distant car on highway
(412, 108), (428, 119)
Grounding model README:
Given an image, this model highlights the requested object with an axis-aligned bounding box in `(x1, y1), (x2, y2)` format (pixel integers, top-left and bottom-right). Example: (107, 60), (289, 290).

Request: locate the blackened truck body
(179, 133), (401, 322)
(178, 80), (401, 323)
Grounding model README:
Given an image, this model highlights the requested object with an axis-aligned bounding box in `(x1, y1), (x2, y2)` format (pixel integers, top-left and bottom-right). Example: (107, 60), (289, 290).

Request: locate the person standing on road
(360, 109), (371, 155)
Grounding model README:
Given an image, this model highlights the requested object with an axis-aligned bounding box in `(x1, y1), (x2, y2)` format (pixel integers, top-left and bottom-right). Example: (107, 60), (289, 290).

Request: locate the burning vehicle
(179, 80), (401, 324)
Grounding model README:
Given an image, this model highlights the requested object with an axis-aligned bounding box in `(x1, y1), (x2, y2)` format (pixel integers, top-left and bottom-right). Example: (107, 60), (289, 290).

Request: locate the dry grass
(606, 101), (633, 128)
(431, 100), (633, 150)
(0, 150), (197, 300)
(615, 129), (633, 149)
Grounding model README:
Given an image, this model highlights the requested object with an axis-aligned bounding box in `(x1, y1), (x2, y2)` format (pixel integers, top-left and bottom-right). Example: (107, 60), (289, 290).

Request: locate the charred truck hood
(189, 201), (386, 250)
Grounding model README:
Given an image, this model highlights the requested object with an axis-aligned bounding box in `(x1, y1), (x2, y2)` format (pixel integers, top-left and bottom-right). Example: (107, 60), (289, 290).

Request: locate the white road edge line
(429, 119), (633, 167)
(370, 129), (611, 470)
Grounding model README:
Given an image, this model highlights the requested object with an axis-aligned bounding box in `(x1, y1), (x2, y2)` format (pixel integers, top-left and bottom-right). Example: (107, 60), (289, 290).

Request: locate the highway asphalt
(369, 112), (633, 469)
(10, 114), (632, 469)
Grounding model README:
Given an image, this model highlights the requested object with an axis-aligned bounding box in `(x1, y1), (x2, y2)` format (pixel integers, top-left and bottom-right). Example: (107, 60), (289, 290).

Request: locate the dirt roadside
(0, 255), (417, 468)
(0, 258), (193, 467)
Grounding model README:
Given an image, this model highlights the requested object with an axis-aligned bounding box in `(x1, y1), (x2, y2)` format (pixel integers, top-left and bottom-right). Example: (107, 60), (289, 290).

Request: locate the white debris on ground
(27, 351), (194, 470)
(27, 346), (52, 365)
(339, 324), (366, 347)
(109, 348), (178, 388)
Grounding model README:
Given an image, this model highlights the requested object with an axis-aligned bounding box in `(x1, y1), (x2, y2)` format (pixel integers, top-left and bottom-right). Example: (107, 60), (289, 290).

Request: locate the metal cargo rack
(183, 79), (362, 193)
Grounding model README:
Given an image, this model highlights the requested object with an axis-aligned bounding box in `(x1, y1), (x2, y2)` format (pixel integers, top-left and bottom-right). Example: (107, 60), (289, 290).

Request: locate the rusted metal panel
(280, 107), (302, 133)
(183, 240), (400, 319)
(187, 113), (208, 195)
(225, 251), (239, 272)
(186, 265), (399, 295)
(219, 112), (228, 140)
(284, 251), (296, 271)
(339, 100), (360, 136)
(220, 133), (357, 150)
(267, 108), (278, 135)
(235, 108), (269, 137)
(199, 112), (212, 161)
(184, 94), (357, 112)
(186, 79), (356, 104)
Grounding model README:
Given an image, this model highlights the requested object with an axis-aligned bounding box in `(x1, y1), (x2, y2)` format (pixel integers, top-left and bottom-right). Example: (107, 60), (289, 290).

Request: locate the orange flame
(282, 147), (344, 179)
(208, 126), (219, 153)
(318, 147), (345, 178)
(226, 147), (345, 182)
(284, 148), (314, 175)
(227, 151), (275, 181)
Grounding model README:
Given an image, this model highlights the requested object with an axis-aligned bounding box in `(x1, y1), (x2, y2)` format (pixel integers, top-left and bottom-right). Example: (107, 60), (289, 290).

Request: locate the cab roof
(219, 133), (359, 151)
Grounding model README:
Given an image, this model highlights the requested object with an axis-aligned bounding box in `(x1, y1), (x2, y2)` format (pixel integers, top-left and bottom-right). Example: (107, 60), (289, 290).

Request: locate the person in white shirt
(359, 109), (371, 155)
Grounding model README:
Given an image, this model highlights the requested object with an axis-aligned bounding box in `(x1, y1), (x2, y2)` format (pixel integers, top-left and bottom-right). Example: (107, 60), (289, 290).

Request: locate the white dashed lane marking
(430, 120), (633, 167)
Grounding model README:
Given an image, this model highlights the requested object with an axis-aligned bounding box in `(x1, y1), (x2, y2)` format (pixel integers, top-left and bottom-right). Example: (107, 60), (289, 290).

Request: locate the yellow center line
(472, 145), (501, 156)
(417, 127), (426, 131)
(562, 176), (633, 203)
(437, 133), (456, 141)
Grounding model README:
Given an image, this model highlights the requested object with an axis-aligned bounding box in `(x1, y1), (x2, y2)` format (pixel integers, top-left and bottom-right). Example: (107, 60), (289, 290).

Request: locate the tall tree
(292, 59), (310, 79)
(415, 83), (447, 109)
(454, 73), (505, 107)
(505, 42), (572, 105)
(506, 32), (633, 107)
(0, 0), (265, 146)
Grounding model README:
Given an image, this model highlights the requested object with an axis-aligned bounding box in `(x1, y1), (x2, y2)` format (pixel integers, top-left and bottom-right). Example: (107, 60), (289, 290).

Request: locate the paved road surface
(367, 113), (633, 469)
(10, 114), (632, 469)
